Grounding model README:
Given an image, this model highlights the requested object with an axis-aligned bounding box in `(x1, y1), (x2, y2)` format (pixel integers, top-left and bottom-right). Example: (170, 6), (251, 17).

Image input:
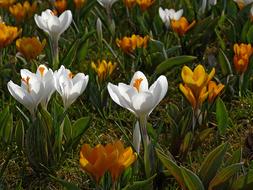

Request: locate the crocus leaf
(216, 97), (229, 135)
(199, 143), (228, 188)
(155, 56), (197, 74)
(226, 148), (242, 165)
(217, 49), (233, 76)
(50, 175), (80, 190)
(247, 25), (253, 44)
(156, 148), (187, 190)
(61, 39), (80, 67)
(71, 117), (90, 147)
(15, 120), (25, 149)
(231, 170), (253, 190)
(122, 174), (156, 190)
(180, 167), (205, 190)
(208, 163), (243, 190)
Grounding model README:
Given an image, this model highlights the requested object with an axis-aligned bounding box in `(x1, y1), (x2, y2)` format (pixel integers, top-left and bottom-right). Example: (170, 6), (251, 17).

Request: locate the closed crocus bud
(233, 43), (253, 74)
(54, 65), (89, 110)
(208, 81), (224, 103)
(107, 71), (168, 118)
(136, 0), (154, 11)
(16, 37), (46, 60)
(7, 69), (44, 117)
(96, 17), (103, 42)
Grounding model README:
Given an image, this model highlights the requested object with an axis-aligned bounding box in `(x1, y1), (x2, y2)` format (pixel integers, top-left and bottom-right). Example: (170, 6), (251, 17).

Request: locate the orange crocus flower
(0, 23), (21, 49)
(171, 17), (196, 36)
(208, 81), (225, 103)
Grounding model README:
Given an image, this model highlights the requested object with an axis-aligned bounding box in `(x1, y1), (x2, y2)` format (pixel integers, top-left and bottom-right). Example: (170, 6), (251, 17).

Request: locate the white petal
(131, 92), (154, 117)
(130, 71), (149, 92)
(47, 16), (61, 36)
(21, 69), (36, 79)
(7, 81), (34, 114)
(59, 10), (72, 36)
(107, 83), (135, 114)
(34, 15), (50, 34)
(173, 9), (183, 20)
(159, 7), (166, 22)
(149, 75), (168, 105)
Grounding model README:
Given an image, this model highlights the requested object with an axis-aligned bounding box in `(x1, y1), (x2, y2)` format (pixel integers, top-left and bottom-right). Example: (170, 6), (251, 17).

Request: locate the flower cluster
(16, 37), (46, 60)
(179, 65), (224, 110)
(116, 34), (149, 54)
(233, 43), (253, 74)
(9, 1), (37, 22)
(159, 8), (195, 35)
(80, 140), (137, 183)
(7, 65), (89, 116)
(0, 22), (21, 49)
(91, 60), (117, 81)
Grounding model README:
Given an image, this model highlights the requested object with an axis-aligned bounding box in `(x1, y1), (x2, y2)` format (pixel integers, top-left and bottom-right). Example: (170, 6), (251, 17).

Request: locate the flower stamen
(39, 66), (45, 76)
(22, 76), (31, 92)
(133, 78), (143, 92)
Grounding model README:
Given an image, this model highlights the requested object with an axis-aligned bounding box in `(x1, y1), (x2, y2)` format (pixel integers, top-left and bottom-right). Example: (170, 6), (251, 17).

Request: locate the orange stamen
(68, 72), (74, 79)
(133, 78), (143, 92)
(21, 76), (31, 92)
(39, 66), (45, 76)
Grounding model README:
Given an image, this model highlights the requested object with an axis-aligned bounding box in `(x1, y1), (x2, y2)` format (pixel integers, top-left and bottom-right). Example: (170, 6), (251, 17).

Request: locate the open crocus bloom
(159, 7), (183, 28)
(34, 9), (72, 40)
(7, 69), (44, 117)
(54, 65), (89, 110)
(107, 71), (168, 118)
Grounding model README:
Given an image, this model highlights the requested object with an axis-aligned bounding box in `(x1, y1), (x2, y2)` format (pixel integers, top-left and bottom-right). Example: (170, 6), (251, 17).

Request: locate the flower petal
(130, 71), (148, 92)
(131, 92), (154, 117)
(59, 10), (72, 36)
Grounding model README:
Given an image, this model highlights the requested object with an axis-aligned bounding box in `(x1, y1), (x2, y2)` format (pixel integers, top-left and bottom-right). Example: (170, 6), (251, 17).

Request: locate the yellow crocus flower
(9, 1), (37, 22)
(171, 17), (196, 36)
(105, 140), (137, 182)
(74, 0), (86, 9)
(91, 60), (117, 81)
(180, 64), (215, 109)
(0, 23), (21, 49)
(54, 0), (67, 14)
(136, 0), (154, 11)
(16, 37), (46, 60)
(80, 144), (110, 183)
(116, 34), (149, 54)
(208, 81), (225, 103)
(233, 43), (253, 74)
(0, 0), (15, 8)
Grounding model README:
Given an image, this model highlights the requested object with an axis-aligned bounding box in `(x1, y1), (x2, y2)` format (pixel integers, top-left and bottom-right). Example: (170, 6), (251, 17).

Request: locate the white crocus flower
(107, 71), (168, 118)
(36, 65), (55, 108)
(34, 9), (72, 66)
(200, 0), (217, 14)
(7, 70), (44, 117)
(34, 9), (72, 41)
(159, 7), (183, 28)
(97, 0), (118, 14)
(54, 65), (89, 110)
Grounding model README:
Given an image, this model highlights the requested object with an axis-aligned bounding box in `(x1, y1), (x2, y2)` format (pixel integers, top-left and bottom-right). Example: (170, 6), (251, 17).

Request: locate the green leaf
(231, 170), (253, 190)
(50, 175), (80, 190)
(15, 120), (25, 149)
(247, 25), (253, 43)
(156, 148), (187, 190)
(122, 174), (156, 190)
(180, 132), (193, 155)
(71, 117), (90, 147)
(217, 49), (233, 76)
(63, 116), (72, 144)
(241, 20), (251, 42)
(61, 39), (80, 67)
(227, 148), (242, 165)
(216, 97), (229, 135)
(208, 163), (243, 190)
(180, 167), (205, 190)
(199, 143), (228, 188)
(155, 56), (197, 74)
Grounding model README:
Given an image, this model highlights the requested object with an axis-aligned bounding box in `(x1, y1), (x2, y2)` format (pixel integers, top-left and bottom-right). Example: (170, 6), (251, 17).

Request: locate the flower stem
(139, 115), (152, 178)
(239, 73), (244, 97)
(51, 37), (59, 70)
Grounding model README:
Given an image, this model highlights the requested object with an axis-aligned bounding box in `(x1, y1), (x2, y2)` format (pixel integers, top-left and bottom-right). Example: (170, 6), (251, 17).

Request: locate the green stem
(239, 73), (244, 97)
(139, 115), (151, 178)
(51, 37), (59, 70)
